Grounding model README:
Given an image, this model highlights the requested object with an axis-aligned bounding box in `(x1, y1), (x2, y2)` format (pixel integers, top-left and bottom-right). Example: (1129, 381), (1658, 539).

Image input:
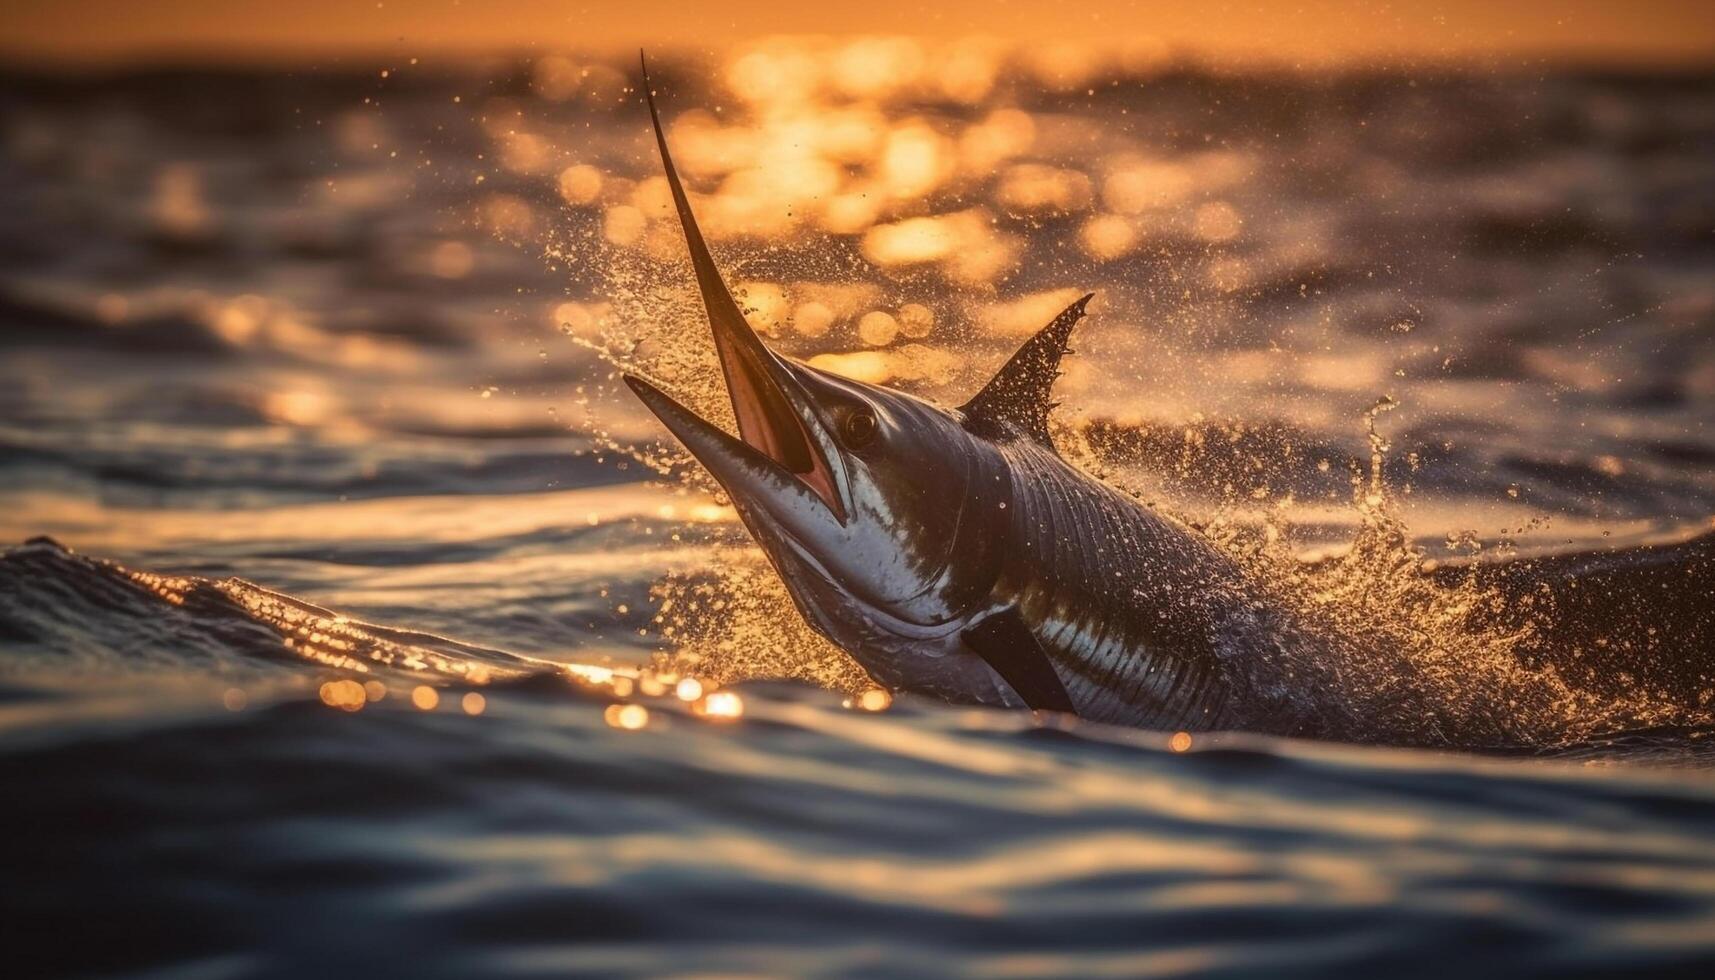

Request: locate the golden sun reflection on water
(319, 678), (367, 712)
(605, 702), (651, 730)
(857, 689), (893, 712)
(699, 690), (745, 720)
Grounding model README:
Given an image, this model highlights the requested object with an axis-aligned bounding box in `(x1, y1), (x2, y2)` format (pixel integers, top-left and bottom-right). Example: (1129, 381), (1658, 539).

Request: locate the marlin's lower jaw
(623, 350), (845, 523)
(622, 373), (843, 536)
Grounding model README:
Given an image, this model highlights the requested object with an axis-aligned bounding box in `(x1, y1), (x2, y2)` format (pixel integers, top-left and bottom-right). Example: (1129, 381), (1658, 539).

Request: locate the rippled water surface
(3, 42), (1715, 977)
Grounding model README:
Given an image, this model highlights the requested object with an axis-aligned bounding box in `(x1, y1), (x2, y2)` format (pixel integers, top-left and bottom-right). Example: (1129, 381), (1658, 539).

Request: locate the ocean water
(3, 43), (1715, 976)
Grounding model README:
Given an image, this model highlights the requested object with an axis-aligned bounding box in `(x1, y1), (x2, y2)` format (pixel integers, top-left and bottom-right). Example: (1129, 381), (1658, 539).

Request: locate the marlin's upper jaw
(626, 56), (849, 524)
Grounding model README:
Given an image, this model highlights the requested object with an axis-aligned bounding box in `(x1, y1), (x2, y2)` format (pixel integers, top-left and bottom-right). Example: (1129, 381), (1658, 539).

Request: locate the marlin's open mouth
(626, 57), (844, 521)
(622, 370), (843, 522)
(707, 328), (844, 521)
(624, 349), (844, 523)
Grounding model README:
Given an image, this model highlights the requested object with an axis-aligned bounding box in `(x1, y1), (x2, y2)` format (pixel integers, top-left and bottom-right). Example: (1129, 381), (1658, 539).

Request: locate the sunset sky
(4, 0), (1714, 66)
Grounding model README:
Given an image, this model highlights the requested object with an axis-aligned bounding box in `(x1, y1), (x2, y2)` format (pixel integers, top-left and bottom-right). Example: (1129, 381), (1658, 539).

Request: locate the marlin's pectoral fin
(960, 607), (1077, 714)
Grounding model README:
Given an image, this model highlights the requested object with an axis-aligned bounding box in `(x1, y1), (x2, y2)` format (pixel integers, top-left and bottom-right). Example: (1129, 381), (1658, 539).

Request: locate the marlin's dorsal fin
(960, 293), (1094, 448)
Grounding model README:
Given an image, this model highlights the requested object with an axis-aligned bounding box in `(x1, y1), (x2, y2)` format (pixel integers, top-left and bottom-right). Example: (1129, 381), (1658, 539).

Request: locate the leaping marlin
(625, 63), (1311, 733)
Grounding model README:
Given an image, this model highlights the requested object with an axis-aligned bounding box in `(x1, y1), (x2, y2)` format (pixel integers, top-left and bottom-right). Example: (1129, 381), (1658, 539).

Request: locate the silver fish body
(991, 440), (1246, 730)
(626, 58), (1304, 733)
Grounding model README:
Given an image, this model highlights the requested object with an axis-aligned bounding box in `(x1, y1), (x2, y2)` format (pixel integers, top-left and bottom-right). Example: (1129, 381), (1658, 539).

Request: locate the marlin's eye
(840, 408), (878, 449)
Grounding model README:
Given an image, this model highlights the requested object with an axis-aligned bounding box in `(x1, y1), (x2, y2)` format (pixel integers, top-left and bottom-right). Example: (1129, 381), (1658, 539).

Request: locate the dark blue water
(3, 47), (1715, 976)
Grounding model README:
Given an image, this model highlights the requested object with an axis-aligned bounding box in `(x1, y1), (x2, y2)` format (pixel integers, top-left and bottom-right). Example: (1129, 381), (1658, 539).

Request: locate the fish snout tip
(621, 372), (658, 402)
(622, 373), (704, 443)
(622, 374), (707, 437)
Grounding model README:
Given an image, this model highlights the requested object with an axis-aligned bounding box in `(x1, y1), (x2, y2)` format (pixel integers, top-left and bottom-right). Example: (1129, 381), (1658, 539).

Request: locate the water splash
(647, 545), (870, 694)
(1076, 396), (1706, 746)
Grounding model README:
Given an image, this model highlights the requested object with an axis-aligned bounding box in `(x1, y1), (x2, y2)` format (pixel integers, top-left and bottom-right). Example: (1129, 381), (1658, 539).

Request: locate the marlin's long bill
(638, 53), (844, 520)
